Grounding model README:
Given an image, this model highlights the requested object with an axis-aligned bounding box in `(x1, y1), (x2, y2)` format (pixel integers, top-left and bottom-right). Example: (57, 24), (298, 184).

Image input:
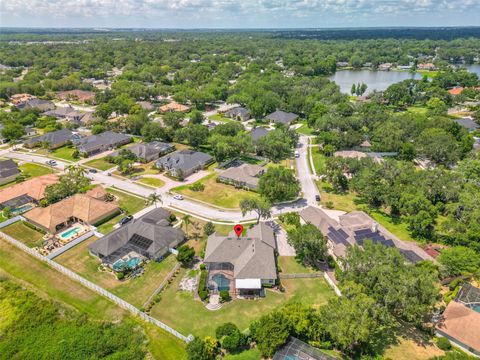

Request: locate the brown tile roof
(0, 174), (59, 204)
(24, 191), (119, 232)
(448, 87), (464, 96)
(159, 102), (190, 113)
(436, 301), (480, 353)
(57, 90), (95, 102)
(85, 185), (107, 200)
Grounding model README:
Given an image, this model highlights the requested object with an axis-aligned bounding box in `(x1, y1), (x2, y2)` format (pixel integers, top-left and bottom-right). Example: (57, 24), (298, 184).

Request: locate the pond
(464, 64), (480, 77)
(329, 69), (422, 94)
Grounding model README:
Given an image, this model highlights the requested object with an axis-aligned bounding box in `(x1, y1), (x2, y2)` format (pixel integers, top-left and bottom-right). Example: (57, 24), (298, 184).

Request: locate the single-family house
(435, 284), (480, 356)
(57, 90), (96, 103)
(249, 127), (270, 142)
(225, 107), (250, 121)
(454, 118), (479, 132)
(24, 129), (79, 149)
(159, 102), (190, 113)
(378, 63), (393, 71)
(448, 87), (464, 96)
(299, 206), (432, 263)
(0, 159), (20, 185)
(42, 106), (87, 123)
(265, 110), (298, 125)
(16, 99), (55, 112)
(204, 222), (277, 297)
(111, 141), (175, 163)
(0, 174), (58, 211)
(155, 150), (213, 178)
(74, 131), (132, 156)
(88, 208), (184, 265)
(136, 101), (155, 111)
(10, 93), (36, 105)
(23, 187), (119, 233)
(218, 163), (265, 190)
(418, 63), (436, 71)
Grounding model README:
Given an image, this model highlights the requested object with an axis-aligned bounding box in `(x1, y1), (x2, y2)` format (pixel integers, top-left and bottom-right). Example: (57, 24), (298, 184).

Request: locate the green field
(209, 114), (235, 122)
(311, 146), (327, 174)
(19, 162), (55, 177)
(84, 157), (116, 171)
(296, 121), (316, 135)
(137, 177), (165, 188)
(278, 256), (315, 274)
(172, 173), (261, 209)
(36, 146), (78, 161)
(225, 349), (262, 360)
(1, 221), (45, 248)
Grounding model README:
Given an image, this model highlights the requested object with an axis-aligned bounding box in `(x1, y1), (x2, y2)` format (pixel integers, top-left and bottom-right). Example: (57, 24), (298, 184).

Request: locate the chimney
(371, 222), (379, 233)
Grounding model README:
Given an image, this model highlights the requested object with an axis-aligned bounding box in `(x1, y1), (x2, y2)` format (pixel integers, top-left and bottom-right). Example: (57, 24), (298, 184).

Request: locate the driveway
(296, 136), (320, 205)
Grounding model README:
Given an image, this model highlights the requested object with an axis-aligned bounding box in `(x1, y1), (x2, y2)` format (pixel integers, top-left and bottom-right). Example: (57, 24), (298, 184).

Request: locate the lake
(464, 64), (480, 77)
(329, 70), (422, 94)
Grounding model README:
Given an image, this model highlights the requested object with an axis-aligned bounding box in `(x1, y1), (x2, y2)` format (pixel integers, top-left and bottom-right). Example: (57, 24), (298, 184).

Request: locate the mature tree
(146, 192), (162, 208)
(182, 214), (192, 235)
(189, 110), (204, 124)
(203, 221), (215, 236)
(44, 166), (90, 204)
(239, 197), (272, 223)
(163, 111), (184, 129)
(177, 245), (195, 266)
(141, 122), (166, 142)
(215, 323), (247, 353)
(258, 167), (300, 203)
(176, 124), (209, 148)
(251, 311), (291, 358)
(2, 122), (25, 141)
(256, 129), (297, 162)
(416, 128), (459, 165)
(118, 159), (135, 174)
(91, 124), (105, 135)
(186, 337), (218, 360)
(426, 97), (448, 116)
(438, 246), (480, 278)
(287, 224), (328, 267)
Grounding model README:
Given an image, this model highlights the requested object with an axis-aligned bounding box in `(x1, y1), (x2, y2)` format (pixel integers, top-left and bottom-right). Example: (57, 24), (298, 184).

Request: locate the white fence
(47, 230), (95, 259)
(0, 230), (193, 342)
(0, 215), (25, 229)
(323, 272), (342, 296)
(143, 262), (182, 308)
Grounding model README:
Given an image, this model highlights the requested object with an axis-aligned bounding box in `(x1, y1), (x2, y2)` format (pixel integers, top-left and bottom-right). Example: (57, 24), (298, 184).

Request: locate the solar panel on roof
(400, 249), (423, 263)
(129, 234), (153, 251)
(327, 228), (349, 246)
(381, 239), (396, 248)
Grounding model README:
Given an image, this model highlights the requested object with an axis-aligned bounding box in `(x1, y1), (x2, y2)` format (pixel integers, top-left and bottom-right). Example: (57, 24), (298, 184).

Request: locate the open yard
(55, 236), (179, 307)
(172, 173), (261, 209)
(278, 256), (315, 274)
(311, 146), (327, 174)
(149, 267), (334, 338)
(296, 121), (316, 135)
(209, 114), (235, 123)
(36, 146), (78, 161)
(136, 177), (165, 188)
(84, 157), (116, 171)
(19, 162), (55, 177)
(1, 221), (45, 248)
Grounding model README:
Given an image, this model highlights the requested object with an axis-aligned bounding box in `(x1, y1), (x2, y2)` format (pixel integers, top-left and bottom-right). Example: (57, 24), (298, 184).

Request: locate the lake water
(464, 64), (480, 77)
(329, 70), (422, 94)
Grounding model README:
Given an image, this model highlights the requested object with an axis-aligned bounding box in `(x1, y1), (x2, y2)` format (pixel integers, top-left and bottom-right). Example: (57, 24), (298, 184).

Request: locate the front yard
(172, 173), (261, 209)
(84, 157), (116, 171)
(1, 221), (45, 248)
(136, 177), (165, 188)
(19, 163), (55, 178)
(36, 146), (78, 162)
(311, 146), (326, 174)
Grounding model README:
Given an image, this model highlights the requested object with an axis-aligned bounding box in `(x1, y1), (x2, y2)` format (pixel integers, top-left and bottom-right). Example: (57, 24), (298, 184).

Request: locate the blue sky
(1, 0), (480, 28)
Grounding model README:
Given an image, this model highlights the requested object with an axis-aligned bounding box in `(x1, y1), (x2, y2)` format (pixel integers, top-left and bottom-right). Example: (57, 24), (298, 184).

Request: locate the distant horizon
(2, 26), (480, 30)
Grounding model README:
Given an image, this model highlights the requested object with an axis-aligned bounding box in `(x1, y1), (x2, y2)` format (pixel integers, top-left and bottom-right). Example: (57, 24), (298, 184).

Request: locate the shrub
(22, 221), (47, 234)
(436, 337), (452, 351)
(203, 221), (215, 236)
(190, 182), (205, 192)
(168, 214), (177, 223)
(200, 263), (206, 270)
(199, 290), (209, 301)
(216, 323), (238, 338)
(327, 255), (336, 269)
(177, 245), (195, 266)
(220, 290), (231, 302)
(198, 269), (209, 301)
(116, 272), (125, 280)
(325, 201), (334, 209)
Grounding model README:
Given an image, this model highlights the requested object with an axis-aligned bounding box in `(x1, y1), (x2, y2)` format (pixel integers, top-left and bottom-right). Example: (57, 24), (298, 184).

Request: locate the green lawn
(318, 181), (361, 212)
(296, 121), (316, 136)
(209, 114), (235, 123)
(311, 146), (327, 174)
(55, 236), (179, 308)
(84, 157), (116, 171)
(225, 349), (261, 360)
(19, 162), (54, 178)
(137, 177), (165, 188)
(149, 267), (334, 338)
(37, 146), (78, 161)
(172, 173), (261, 209)
(278, 256), (315, 274)
(1, 221), (45, 248)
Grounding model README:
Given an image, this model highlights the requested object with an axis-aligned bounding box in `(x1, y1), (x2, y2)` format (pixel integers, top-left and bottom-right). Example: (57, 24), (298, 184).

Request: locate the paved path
(296, 136), (320, 206)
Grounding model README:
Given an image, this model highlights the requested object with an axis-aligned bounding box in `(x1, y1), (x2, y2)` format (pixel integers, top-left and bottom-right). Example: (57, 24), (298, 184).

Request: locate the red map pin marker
(234, 224), (243, 237)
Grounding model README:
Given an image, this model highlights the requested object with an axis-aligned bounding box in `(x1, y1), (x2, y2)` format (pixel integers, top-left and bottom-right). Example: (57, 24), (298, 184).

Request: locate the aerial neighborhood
(0, 25), (479, 360)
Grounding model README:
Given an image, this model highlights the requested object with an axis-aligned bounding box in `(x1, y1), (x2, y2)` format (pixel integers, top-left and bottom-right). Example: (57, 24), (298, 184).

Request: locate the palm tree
(146, 192), (162, 208)
(182, 214), (191, 236)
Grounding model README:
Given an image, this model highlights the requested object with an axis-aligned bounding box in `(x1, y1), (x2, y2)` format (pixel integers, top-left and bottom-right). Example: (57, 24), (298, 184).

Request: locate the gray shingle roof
(112, 141), (174, 161)
(225, 107), (250, 120)
(156, 150), (213, 173)
(218, 164), (264, 188)
(265, 110), (298, 124)
(17, 99), (55, 111)
(75, 131), (131, 154)
(454, 118), (480, 131)
(89, 208), (184, 261)
(204, 222), (277, 279)
(0, 159), (20, 180)
(249, 127), (270, 142)
(24, 129), (75, 147)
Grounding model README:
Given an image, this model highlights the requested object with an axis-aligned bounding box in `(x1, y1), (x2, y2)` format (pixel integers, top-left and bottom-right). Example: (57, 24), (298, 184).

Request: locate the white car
(294, 151), (300, 158)
(173, 194), (184, 200)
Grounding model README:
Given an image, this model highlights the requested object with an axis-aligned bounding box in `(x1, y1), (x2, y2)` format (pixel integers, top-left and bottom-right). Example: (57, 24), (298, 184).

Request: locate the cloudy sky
(1, 0), (480, 28)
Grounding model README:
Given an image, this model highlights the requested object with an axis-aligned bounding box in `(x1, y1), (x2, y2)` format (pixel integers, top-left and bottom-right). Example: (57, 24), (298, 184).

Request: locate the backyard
(1, 221), (45, 248)
(55, 236), (179, 307)
(36, 146), (78, 161)
(172, 173), (261, 209)
(84, 157), (116, 171)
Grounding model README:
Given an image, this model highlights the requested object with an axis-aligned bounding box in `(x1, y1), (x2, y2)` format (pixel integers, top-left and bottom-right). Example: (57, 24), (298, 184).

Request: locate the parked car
(173, 194), (184, 200)
(294, 151), (300, 158)
(46, 160), (57, 166)
(315, 194), (321, 202)
(89, 168), (98, 173)
(119, 215), (133, 226)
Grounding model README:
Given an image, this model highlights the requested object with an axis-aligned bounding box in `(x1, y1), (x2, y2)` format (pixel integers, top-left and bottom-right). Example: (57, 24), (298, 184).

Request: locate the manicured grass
(1, 221), (45, 248)
(406, 106), (428, 115)
(144, 324), (187, 360)
(296, 121), (316, 135)
(96, 214), (123, 234)
(49, 146), (78, 161)
(318, 181), (361, 212)
(84, 157), (116, 171)
(137, 177), (165, 188)
(370, 210), (416, 243)
(209, 114), (235, 122)
(278, 256), (315, 274)
(225, 349), (261, 360)
(172, 173), (261, 209)
(311, 146), (327, 174)
(150, 267), (334, 338)
(55, 236), (179, 307)
(19, 162), (54, 178)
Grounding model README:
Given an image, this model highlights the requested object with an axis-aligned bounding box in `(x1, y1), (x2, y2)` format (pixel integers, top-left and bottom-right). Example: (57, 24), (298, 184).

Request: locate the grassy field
(278, 256), (315, 274)
(225, 349), (261, 360)
(296, 121), (316, 135)
(84, 157), (116, 171)
(1, 221), (45, 248)
(172, 173), (261, 209)
(137, 177), (165, 188)
(311, 146), (327, 174)
(55, 236), (179, 307)
(19, 162), (55, 177)
(209, 114), (235, 123)
(150, 267), (334, 338)
(0, 238), (187, 359)
(37, 146), (78, 161)
(318, 181), (361, 212)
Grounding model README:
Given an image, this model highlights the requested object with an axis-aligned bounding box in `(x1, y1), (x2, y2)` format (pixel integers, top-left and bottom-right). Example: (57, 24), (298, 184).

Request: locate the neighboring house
(265, 110), (298, 125)
(273, 337), (336, 360)
(156, 150), (213, 178)
(435, 284), (480, 357)
(454, 118), (480, 132)
(299, 206), (432, 263)
(218, 163), (265, 190)
(16, 99), (55, 112)
(333, 150), (396, 164)
(378, 63), (393, 71)
(111, 141), (175, 163)
(418, 63), (436, 71)
(23, 188), (119, 233)
(74, 131), (132, 156)
(359, 139), (372, 149)
(225, 107), (250, 121)
(249, 127), (270, 142)
(136, 101), (155, 111)
(88, 208), (184, 265)
(158, 101), (190, 113)
(10, 93), (36, 105)
(43, 106), (87, 123)
(204, 222), (277, 297)
(0, 174), (58, 210)
(0, 159), (20, 185)
(448, 87), (464, 96)
(24, 129), (78, 149)
(57, 90), (95, 103)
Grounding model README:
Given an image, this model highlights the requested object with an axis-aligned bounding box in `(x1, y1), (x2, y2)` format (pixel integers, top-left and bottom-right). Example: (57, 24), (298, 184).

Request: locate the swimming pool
(59, 227), (82, 239)
(11, 204), (34, 215)
(211, 273), (230, 291)
(467, 304), (480, 313)
(112, 257), (142, 272)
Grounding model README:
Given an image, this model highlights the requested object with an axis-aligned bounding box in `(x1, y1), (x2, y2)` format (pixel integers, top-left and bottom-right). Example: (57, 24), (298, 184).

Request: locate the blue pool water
(60, 227), (81, 239)
(11, 204), (33, 215)
(212, 274), (230, 291)
(112, 257), (142, 272)
(467, 304), (480, 313)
